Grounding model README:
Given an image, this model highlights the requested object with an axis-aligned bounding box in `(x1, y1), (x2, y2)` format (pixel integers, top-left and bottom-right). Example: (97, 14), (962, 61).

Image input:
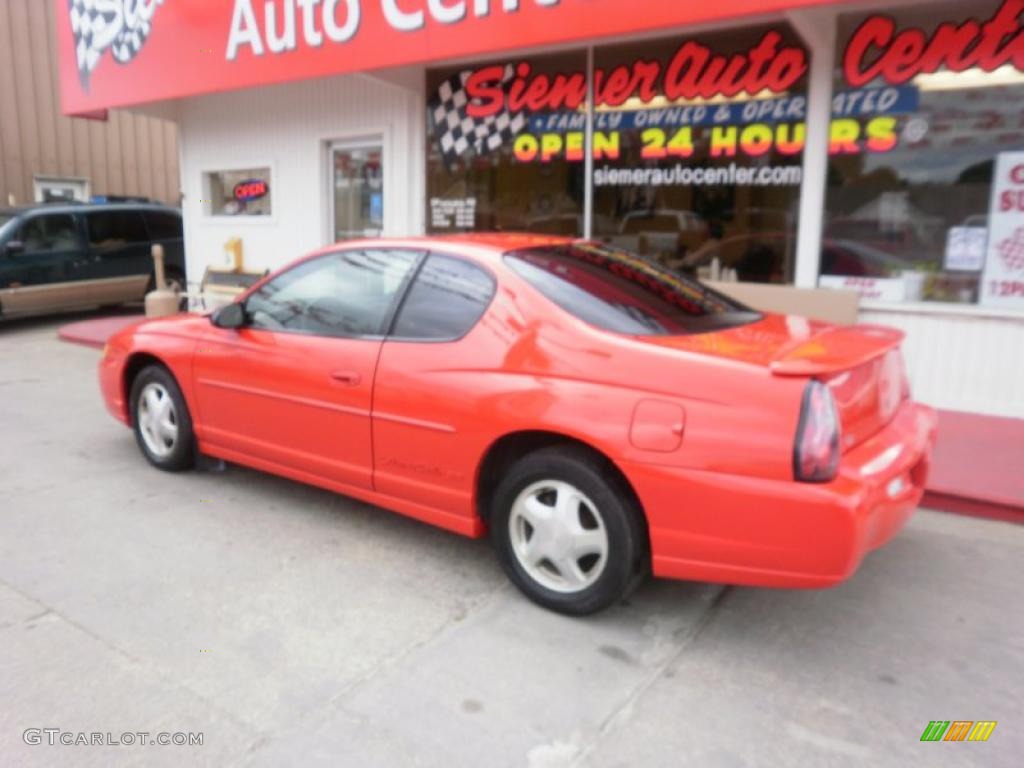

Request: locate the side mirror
(211, 301), (247, 329)
(5, 240), (25, 256)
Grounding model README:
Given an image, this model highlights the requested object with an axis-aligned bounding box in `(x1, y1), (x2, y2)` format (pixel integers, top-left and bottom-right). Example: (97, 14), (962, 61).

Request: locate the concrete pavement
(1, 315), (1021, 767)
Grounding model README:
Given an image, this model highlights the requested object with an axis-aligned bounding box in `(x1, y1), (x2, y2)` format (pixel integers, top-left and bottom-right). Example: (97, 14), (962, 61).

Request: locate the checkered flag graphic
(429, 65), (527, 167)
(998, 227), (1024, 272)
(68, 0), (164, 91)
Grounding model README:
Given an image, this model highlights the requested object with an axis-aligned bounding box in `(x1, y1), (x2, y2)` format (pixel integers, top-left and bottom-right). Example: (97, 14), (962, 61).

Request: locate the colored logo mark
(920, 721), (997, 742)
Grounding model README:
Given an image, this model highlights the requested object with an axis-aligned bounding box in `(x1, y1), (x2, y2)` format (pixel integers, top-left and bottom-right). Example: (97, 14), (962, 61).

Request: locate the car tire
(490, 445), (647, 615)
(129, 364), (195, 472)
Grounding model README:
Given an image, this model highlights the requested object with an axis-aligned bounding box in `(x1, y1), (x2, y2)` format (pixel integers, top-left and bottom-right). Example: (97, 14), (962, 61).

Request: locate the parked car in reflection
(678, 232), (916, 282)
(525, 213), (617, 237)
(0, 202), (185, 320)
(98, 235), (936, 615)
(608, 209), (708, 260)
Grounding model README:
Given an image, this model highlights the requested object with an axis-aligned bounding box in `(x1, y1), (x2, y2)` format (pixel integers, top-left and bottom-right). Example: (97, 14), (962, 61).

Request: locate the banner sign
(525, 87), (918, 133)
(981, 151), (1024, 307)
(55, 0), (837, 115)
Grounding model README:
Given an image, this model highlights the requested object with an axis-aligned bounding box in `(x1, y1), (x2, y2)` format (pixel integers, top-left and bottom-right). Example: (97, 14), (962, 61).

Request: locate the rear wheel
(129, 365), (195, 471)
(490, 446), (647, 615)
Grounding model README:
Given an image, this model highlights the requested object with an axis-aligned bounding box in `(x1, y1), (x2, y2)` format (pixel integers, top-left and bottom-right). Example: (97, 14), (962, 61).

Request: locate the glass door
(331, 141), (384, 241)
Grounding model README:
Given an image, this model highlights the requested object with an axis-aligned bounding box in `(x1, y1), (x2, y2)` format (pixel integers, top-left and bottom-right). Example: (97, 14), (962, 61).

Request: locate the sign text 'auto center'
(226, 0), (561, 58)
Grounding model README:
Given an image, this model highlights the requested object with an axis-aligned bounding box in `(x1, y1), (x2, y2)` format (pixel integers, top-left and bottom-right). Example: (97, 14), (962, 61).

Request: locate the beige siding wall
(0, 0), (179, 206)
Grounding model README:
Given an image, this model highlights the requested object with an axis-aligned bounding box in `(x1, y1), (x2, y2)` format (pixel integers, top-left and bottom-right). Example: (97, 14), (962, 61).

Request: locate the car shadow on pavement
(0, 305), (142, 335)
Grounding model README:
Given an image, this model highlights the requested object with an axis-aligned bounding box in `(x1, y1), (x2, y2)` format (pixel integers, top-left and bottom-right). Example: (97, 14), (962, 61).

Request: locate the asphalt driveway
(1, 316), (1020, 767)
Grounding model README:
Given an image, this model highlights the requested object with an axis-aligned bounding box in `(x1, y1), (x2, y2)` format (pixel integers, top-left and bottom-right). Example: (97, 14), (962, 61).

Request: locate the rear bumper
(624, 400), (938, 588)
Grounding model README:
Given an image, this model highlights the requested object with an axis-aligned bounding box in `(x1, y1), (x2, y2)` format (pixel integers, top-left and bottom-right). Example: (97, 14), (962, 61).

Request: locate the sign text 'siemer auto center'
(56, 0), (1024, 418)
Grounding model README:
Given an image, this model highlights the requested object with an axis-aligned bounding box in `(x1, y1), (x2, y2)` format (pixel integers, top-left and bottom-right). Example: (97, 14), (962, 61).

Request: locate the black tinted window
(18, 215), (80, 254)
(246, 249), (420, 337)
(143, 211), (183, 240)
(505, 243), (758, 336)
(87, 210), (149, 247)
(391, 254), (494, 340)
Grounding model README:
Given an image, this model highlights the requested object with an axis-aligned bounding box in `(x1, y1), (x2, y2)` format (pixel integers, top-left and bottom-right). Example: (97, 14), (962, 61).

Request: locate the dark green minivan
(0, 202), (185, 320)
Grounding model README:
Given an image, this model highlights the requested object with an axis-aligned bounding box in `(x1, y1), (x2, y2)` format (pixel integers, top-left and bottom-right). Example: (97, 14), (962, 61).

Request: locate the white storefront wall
(169, 5), (1024, 420)
(176, 67), (426, 282)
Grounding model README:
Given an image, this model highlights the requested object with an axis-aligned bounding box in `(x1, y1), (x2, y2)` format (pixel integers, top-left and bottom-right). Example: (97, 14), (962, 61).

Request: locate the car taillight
(793, 380), (841, 483)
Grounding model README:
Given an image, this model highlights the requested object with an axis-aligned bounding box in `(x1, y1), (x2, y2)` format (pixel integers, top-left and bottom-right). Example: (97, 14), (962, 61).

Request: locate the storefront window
(426, 50), (587, 235)
(591, 27), (808, 282)
(204, 167), (272, 216)
(822, 0), (1024, 308)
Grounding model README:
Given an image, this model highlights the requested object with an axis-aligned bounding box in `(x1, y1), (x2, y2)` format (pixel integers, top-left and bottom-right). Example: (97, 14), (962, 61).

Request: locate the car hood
(128, 312), (212, 338)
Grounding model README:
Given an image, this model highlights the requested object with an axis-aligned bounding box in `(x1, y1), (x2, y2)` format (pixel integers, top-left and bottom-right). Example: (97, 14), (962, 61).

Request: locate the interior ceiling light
(593, 90), (786, 112)
(914, 65), (1024, 92)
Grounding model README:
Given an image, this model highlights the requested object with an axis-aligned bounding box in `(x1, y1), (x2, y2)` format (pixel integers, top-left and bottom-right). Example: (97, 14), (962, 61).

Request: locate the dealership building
(56, 0), (1024, 419)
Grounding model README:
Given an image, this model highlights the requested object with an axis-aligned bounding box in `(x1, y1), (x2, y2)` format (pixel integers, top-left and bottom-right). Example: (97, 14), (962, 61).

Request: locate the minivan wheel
(490, 446), (647, 615)
(129, 365), (195, 471)
(163, 269), (185, 294)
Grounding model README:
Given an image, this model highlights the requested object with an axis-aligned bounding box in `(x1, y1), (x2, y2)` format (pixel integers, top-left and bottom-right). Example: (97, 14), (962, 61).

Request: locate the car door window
(246, 249), (421, 337)
(390, 253), (495, 340)
(86, 210), (149, 248)
(142, 211), (183, 240)
(18, 215), (80, 254)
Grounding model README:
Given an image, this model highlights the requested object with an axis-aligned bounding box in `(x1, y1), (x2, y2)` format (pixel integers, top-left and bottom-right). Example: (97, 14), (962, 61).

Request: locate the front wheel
(129, 365), (195, 471)
(490, 446), (647, 615)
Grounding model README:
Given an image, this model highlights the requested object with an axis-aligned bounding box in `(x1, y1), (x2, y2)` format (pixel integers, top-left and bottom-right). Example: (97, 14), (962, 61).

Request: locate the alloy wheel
(508, 479), (609, 594)
(137, 382), (178, 459)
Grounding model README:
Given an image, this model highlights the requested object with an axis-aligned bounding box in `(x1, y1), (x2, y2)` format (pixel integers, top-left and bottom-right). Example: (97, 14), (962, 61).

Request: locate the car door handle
(330, 370), (361, 386)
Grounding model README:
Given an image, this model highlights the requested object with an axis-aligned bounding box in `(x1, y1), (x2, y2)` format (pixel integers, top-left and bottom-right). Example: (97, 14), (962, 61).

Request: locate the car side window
(245, 249), (421, 338)
(86, 210), (149, 248)
(390, 254), (495, 340)
(18, 214), (80, 254)
(143, 211), (183, 240)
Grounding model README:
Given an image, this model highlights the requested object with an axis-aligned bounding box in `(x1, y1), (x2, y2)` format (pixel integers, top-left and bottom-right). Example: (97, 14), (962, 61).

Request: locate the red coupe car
(99, 235), (937, 615)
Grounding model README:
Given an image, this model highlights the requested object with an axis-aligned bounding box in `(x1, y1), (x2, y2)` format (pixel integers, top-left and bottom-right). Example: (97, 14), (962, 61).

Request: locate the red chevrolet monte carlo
(99, 235), (937, 615)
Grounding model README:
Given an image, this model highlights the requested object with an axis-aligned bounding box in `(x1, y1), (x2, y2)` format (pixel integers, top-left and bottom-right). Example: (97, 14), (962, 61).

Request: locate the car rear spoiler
(770, 324), (905, 377)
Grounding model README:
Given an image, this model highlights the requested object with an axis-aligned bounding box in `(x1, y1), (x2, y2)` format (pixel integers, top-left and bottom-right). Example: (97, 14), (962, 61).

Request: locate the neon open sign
(233, 179), (269, 202)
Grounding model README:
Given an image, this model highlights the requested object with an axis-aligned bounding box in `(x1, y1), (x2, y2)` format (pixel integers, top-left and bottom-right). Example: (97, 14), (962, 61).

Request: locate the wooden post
(145, 242), (179, 317)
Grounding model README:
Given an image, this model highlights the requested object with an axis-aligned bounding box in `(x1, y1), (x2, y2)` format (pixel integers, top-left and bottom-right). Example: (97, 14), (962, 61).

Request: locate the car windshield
(0, 214), (14, 231)
(504, 242), (760, 336)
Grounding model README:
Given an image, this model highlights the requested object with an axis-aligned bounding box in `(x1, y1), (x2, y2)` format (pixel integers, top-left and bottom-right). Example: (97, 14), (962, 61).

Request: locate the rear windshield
(504, 243), (760, 336)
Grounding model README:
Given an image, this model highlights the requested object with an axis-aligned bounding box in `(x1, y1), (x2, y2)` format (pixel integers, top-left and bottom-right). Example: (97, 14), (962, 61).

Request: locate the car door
(0, 212), (90, 316)
(192, 247), (423, 490)
(84, 208), (153, 304)
(372, 253), (497, 518)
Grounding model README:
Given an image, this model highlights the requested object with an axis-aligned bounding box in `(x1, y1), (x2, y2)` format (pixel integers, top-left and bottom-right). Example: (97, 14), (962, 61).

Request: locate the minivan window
(504, 243), (759, 336)
(18, 215), (80, 254)
(391, 254), (494, 340)
(143, 211), (183, 241)
(87, 210), (149, 247)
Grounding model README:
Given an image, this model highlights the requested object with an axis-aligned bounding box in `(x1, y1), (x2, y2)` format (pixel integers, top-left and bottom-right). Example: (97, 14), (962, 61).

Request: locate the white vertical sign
(981, 151), (1024, 308)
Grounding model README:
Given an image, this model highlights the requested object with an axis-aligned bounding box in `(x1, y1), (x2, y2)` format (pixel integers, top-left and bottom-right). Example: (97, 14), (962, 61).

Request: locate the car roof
(0, 202), (180, 217)
(309, 232), (574, 261)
